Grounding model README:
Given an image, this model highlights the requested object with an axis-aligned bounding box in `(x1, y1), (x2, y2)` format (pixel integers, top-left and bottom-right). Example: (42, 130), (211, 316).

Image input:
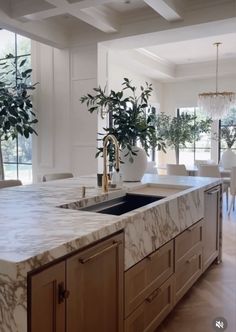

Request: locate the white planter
(120, 146), (147, 182)
(220, 149), (236, 169)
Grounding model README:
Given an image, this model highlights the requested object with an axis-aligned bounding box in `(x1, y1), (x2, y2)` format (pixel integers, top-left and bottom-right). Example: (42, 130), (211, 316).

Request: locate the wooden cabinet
(125, 240), (173, 317)
(29, 261), (66, 332)
(66, 233), (123, 332)
(29, 185), (221, 332)
(203, 185), (221, 271)
(124, 240), (174, 331)
(29, 232), (124, 332)
(125, 276), (174, 332)
(174, 220), (203, 304)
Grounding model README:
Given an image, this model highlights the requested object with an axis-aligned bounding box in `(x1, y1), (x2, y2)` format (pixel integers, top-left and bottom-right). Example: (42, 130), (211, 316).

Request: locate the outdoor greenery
(0, 53), (38, 179)
(155, 112), (212, 164)
(80, 78), (165, 163)
(220, 108), (236, 149)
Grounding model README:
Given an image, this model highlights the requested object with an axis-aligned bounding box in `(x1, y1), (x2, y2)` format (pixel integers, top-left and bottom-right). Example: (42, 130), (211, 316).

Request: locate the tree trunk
(175, 146), (179, 164)
(0, 140), (4, 180)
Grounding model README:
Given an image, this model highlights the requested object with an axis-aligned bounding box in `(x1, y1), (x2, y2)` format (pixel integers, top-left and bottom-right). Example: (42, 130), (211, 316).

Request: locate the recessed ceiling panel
(143, 33), (236, 65)
(106, 0), (149, 13)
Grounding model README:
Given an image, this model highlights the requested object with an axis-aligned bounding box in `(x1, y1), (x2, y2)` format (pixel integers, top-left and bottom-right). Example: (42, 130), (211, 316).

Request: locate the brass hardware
(79, 240), (121, 264)
(207, 189), (220, 195)
(58, 282), (70, 304)
(187, 223), (199, 232)
(186, 254), (197, 264)
(146, 288), (161, 303)
(102, 134), (120, 193)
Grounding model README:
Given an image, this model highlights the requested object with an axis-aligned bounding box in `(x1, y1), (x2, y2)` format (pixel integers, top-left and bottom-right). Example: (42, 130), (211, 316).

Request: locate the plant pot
(120, 146), (147, 182)
(220, 149), (236, 169)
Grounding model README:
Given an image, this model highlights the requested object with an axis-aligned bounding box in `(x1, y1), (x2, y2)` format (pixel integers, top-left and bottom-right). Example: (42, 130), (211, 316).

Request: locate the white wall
(32, 41), (99, 181)
(108, 50), (163, 106)
(70, 44), (98, 176)
(32, 42), (71, 182)
(162, 76), (236, 115)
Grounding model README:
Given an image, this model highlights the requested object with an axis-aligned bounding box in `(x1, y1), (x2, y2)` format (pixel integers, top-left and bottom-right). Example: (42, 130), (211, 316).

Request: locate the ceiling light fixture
(198, 42), (236, 120)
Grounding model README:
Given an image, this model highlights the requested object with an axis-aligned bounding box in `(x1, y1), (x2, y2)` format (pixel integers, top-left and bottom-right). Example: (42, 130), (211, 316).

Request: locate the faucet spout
(102, 134), (120, 193)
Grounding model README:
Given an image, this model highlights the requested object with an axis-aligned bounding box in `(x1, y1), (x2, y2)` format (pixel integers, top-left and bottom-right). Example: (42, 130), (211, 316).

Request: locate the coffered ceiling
(0, 0), (235, 81)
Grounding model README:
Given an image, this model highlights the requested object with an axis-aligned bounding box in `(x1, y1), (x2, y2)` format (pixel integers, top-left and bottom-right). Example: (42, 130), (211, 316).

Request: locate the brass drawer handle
(187, 223), (199, 232)
(186, 254), (197, 264)
(207, 188), (220, 195)
(79, 240), (121, 264)
(146, 288), (161, 303)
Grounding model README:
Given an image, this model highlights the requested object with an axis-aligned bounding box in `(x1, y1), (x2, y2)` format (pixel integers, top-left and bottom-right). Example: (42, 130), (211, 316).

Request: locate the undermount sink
(79, 193), (165, 216)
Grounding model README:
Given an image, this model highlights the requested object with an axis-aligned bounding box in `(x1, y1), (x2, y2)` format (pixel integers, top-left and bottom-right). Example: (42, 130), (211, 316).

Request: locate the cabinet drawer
(175, 219), (203, 262)
(125, 240), (173, 317)
(124, 276), (173, 332)
(174, 244), (202, 304)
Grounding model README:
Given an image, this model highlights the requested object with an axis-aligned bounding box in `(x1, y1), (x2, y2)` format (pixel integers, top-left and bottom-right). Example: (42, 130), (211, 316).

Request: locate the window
(0, 30), (32, 184)
(219, 107), (236, 158)
(178, 107), (211, 166)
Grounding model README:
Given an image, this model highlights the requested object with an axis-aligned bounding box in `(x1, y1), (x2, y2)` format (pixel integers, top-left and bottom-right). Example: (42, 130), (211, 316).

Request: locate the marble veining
(0, 174), (222, 332)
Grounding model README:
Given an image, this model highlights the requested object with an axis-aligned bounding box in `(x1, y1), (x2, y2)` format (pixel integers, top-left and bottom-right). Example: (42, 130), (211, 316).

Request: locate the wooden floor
(158, 196), (236, 332)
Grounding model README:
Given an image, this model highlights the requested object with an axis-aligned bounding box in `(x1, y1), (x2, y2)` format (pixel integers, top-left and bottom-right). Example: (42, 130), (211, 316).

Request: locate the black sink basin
(80, 193), (165, 216)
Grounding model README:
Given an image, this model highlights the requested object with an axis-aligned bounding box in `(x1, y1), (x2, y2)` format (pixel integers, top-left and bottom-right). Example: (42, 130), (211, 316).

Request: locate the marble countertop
(0, 174), (222, 332)
(0, 174), (221, 265)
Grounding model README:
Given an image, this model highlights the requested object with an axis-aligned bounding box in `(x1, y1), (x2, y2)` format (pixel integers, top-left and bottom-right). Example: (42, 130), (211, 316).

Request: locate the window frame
(0, 31), (32, 182)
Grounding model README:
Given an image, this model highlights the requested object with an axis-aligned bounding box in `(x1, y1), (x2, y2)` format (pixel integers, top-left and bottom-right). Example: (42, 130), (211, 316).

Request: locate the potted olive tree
(80, 78), (165, 181)
(155, 112), (212, 164)
(0, 54), (38, 180)
(220, 109), (236, 169)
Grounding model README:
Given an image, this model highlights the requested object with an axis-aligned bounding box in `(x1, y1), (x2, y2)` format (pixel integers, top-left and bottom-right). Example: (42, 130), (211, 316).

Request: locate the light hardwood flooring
(158, 196), (236, 332)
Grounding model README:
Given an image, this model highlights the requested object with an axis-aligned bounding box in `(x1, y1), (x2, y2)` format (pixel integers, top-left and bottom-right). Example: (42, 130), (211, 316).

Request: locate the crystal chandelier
(198, 42), (236, 120)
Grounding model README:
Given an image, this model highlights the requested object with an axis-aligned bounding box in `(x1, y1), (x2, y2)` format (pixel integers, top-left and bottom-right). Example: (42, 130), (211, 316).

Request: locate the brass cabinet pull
(58, 282), (70, 304)
(186, 254), (197, 264)
(207, 189), (220, 195)
(79, 240), (121, 264)
(146, 288), (161, 303)
(187, 224), (198, 232)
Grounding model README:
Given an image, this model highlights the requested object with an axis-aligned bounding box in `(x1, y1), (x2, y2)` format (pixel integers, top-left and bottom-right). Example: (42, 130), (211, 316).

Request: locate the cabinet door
(66, 233), (124, 332)
(125, 276), (174, 332)
(29, 261), (66, 332)
(203, 186), (221, 271)
(125, 240), (173, 317)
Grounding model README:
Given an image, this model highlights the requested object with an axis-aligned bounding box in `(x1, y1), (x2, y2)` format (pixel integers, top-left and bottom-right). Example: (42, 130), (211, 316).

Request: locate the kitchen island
(0, 174), (222, 332)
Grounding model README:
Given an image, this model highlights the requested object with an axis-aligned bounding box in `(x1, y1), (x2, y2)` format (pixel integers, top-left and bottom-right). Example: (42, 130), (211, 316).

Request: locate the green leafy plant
(155, 112), (212, 164)
(220, 108), (236, 149)
(0, 54), (38, 179)
(80, 78), (165, 163)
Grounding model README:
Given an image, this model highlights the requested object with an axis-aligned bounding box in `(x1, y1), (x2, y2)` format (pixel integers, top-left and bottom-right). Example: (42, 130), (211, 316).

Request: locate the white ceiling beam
(11, 0), (119, 33)
(144, 0), (183, 22)
(0, 6), (69, 48)
(25, 8), (64, 21)
(10, 0), (55, 19)
(66, 0), (119, 10)
(79, 6), (119, 33)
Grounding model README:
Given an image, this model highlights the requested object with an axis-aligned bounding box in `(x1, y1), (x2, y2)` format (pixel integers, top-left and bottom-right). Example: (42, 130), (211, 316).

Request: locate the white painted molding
(144, 0), (183, 22)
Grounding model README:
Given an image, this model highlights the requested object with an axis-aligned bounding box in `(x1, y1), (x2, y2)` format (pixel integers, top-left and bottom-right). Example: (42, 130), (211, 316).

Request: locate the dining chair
(166, 164), (188, 176)
(228, 167), (236, 215)
(146, 161), (158, 174)
(0, 179), (22, 188)
(198, 164), (229, 209)
(194, 159), (215, 167)
(42, 173), (73, 182)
